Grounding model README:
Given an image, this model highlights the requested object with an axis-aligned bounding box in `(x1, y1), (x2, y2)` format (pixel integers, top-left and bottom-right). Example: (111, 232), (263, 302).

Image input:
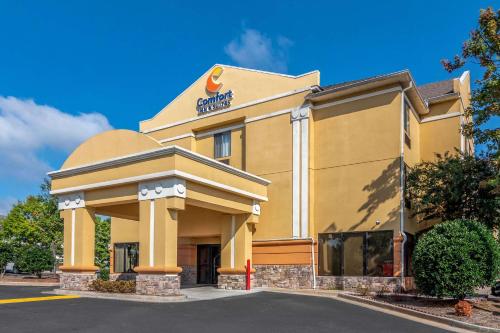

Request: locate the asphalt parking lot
(0, 286), (453, 333)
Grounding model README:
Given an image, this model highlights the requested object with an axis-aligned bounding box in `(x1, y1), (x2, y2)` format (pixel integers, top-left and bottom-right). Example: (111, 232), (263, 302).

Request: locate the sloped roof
(416, 79), (455, 101)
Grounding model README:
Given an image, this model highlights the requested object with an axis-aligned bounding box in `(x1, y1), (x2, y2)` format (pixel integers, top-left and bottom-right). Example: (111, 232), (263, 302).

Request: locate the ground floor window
(318, 231), (394, 277)
(114, 243), (139, 273)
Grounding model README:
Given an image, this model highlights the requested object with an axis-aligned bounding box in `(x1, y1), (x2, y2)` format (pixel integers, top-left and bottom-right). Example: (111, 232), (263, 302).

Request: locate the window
(404, 102), (411, 136)
(404, 103), (412, 148)
(214, 131), (231, 159)
(114, 243), (139, 273)
(318, 234), (342, 276)
(318, 231), (394, 277)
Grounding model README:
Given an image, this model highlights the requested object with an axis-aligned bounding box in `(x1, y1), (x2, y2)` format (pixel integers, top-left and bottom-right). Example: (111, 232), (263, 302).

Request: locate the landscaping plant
(412, 219), (500, 300)
(89, 279), (136, 293)
(15, 244), (54, 278)
(0, 242), (13, 277)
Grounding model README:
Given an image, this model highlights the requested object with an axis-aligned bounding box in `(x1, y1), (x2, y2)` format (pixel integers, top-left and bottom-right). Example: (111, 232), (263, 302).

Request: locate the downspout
(399, 83), (412, 291)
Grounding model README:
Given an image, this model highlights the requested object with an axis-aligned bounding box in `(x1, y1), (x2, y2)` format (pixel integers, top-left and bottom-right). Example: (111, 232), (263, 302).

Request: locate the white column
(300, 116), (309, 238)
(70, 208), (76, 266)
(149, 199), (155, 267)
(292, 117), (301, 238)
(230, 215), (235, 268)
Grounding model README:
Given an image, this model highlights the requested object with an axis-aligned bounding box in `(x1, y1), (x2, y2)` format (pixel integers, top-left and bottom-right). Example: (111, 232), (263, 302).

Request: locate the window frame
(113, 242), (139, 274)
(214, 130), (231, 159)
(318, 230), (394, 277)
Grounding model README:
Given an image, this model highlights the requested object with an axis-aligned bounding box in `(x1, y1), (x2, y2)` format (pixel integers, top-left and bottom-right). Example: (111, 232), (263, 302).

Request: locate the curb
(45, 289), (187, 303)
(0, 282), (60, 287)
(339, 293), (500, 333)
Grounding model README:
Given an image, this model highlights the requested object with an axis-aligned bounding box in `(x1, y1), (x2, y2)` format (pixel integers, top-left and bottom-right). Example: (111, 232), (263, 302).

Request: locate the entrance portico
(49, 130), (268, 295)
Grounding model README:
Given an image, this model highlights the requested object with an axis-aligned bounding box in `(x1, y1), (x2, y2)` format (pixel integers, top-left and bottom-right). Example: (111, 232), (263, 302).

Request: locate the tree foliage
(0, 242), (13, 277)
(406, 153), (499, 228)
(413, 219), (500, 299)
(15, 245), (54, 278)
(1, 179), (63, 257)
(441, 7), (499, 157)
(95, 215), (110, 280)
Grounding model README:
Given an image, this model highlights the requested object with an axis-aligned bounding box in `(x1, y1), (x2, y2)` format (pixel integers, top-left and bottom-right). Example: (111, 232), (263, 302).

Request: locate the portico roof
(48, 130), (269, 217)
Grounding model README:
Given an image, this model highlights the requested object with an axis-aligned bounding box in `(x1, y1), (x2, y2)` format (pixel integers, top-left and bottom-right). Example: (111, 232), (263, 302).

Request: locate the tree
(1, 180), (63, 269)
(15, 245), (54, 278)
(413, 219), (500, 299)
(441, 7), (499, 157)
(94, 216), (110, 280)
(406, 153), (499, 229)
(0, 242), (13, 277)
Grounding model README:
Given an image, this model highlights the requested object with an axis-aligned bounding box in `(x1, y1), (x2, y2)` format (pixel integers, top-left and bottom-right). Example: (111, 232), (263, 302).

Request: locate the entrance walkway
(47, 285), (259, 303)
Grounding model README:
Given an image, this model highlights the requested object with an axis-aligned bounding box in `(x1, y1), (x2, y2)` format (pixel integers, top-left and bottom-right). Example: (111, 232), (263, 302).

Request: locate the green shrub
(0, 242), (14, 277)
(15, 245), (54, 278)
(98, 267), (110, 281)
(89, 279), (136, 293)
(413, 219), (500, 299)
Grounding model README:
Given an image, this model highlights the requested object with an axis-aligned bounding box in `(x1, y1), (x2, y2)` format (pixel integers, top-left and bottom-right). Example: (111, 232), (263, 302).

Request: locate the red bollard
(246, 259), (251, 290)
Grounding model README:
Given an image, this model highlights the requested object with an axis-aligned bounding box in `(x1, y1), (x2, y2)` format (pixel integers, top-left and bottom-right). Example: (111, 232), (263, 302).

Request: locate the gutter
(399, 83), (412, 291)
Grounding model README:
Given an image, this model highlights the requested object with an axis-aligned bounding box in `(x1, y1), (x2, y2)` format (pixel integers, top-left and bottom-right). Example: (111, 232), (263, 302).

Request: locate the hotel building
(49, 65), (472, 295)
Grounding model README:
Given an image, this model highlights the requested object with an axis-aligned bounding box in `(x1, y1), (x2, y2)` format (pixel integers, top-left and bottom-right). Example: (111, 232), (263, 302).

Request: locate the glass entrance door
(197, 244), (221, 284)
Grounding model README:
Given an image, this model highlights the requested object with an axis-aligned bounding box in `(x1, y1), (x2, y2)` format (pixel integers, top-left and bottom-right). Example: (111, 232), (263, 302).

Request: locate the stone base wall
(218, 274), (253, 290)
(136, 274), (181, 296)
(253, 265), (313, 289)
(317, 276), (402, 292)
(109, 273), (137, 281)
(60, 272), (97, 291)
(180, 265), (196, 285)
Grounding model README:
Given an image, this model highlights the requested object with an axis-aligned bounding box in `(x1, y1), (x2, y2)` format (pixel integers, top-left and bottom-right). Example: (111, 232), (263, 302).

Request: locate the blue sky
(0, 0), (497, 214)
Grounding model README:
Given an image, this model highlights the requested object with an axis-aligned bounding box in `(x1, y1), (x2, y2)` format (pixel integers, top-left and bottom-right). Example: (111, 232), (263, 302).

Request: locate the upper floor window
(404, 102), (412, 148)
(214, 131), (231, 159)
(404, 102), (411, 136)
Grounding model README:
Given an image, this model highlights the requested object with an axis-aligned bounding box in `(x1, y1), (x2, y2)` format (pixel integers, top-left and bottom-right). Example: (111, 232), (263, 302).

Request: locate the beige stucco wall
(420, 116), (461, 161)
(54, 65), (470, 274)
(312, 91), (402, 235)
(140, 65), (319, 132)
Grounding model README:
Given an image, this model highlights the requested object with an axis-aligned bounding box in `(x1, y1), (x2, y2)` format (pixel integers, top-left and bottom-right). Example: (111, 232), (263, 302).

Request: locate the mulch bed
(363, 294), (499, 329)
(0, 274), (59, 283)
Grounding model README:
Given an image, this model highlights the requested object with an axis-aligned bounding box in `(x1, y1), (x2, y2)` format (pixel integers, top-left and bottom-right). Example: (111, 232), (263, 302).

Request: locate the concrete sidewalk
(47, 285), (260, 303)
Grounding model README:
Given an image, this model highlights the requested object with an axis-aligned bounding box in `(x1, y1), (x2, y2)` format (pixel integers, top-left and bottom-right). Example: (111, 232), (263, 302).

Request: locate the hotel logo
(197, 66), (233, 115)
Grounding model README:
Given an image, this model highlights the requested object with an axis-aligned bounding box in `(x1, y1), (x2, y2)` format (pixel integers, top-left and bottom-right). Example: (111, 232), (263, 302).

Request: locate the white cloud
(224, 29), (293, 73)
(0, 196), (17, 216)
(0, 96), (113, 182)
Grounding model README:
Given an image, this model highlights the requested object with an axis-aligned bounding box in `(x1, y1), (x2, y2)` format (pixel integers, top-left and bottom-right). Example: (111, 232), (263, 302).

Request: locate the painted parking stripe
(0, 295), (80, 304)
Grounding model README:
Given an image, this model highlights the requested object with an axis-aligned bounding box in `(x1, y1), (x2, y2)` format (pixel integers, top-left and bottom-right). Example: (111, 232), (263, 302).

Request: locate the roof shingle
(416, 79), (455, 101)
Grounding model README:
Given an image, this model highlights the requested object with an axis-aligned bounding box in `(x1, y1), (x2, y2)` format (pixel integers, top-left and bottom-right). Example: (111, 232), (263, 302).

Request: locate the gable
(140, 64), (319, 132)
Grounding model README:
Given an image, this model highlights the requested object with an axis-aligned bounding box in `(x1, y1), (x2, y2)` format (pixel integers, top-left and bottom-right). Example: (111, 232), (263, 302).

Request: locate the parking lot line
(0, 295), (80, 304)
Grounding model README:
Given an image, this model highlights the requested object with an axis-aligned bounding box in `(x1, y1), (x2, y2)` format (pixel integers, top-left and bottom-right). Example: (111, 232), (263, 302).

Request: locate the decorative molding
(245, 107), (293, 123)
(292, 120), (300, 238)
(48, 145), (270, 186)
(138, 178), (187, 201)
(57, 192), (85, 210)
(300, 117), (309, 238)
(155, 107), (296, 144)
(196, 123), (244, 139)
(71, 208), (75, 266)
(158, 133), (194, 144)
(311, 86), (402, 110)
(290, 105), (310, 122)
(230, 215), (235, 269)
(420, 111), (461, 123)
(149, 199), (155, 267)
(141, 86), (313, 134)
(459, 70), (470, 84)
(51, 169), (268, 202)
(252, 201), (261, 216)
